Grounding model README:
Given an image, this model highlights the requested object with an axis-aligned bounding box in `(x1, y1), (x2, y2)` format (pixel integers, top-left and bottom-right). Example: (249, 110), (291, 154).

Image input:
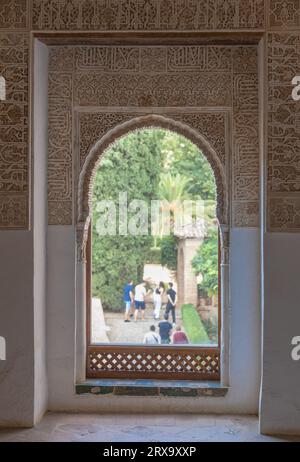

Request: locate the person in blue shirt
(158, 313), (173, 344)
(123, 279), (134, 322)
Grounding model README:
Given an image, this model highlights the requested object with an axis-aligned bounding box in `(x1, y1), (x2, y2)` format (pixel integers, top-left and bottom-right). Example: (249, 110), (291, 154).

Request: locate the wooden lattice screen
(87, 345), (220, 380)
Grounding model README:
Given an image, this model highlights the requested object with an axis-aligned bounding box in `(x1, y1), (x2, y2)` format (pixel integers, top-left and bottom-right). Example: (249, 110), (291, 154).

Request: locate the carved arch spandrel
(76, 113), (229, 260)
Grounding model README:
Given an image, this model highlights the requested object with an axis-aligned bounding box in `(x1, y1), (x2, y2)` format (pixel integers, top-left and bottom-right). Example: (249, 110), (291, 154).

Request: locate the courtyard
(90, 129), (219, 348)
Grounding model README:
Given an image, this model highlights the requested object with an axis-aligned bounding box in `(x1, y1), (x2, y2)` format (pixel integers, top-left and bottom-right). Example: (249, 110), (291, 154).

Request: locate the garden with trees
(91, 128), (219, 344)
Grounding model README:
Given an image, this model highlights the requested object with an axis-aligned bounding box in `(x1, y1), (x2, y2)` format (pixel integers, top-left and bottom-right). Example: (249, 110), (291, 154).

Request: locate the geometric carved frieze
(232, 45), (259, 225)
(0, 144), (27, 193)
(0, 65), (28, 103)
(269, 196), (300, 231)
(233, 109), (260, 203)
(48, 72), (73, 100)
(232, 46), (258, 74)
(0, 1), (29, 30)
(48, 159), (72, 201)
(0, 3), (298, 232)
(0, 32), (28, 228)
(79, 112), (136, 169)
(0, 193), (27, 228)
(74, 72), (232, 108)
(233, 74), (259, 111)
(74, 46), (233, 73)
(48, 43), (259, 227)
(77, 112), (228, 228)
(233, 201), (259, 227)
(32, 0), (265, 31)
(78, 110), (227, 170)
(73, 45), (235, 108)
(48, 49), (73, 225)
(268, 32), (300, 230)
(48, 72), (73, 223)
(49, 46), (74, 71)
(0, 103), (28, 143)
(268, 0), (300, 29)
(48, 200), (73, 226)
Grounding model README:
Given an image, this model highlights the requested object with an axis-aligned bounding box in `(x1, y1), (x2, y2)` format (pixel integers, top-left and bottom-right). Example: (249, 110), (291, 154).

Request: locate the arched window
(77, 115), (229, 382)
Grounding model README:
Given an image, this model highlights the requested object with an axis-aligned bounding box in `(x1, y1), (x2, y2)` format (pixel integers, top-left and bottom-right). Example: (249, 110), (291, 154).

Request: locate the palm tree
(158, 173), (192, 204)
(156, 173), (216, 234)
(156, 173), (191, 236)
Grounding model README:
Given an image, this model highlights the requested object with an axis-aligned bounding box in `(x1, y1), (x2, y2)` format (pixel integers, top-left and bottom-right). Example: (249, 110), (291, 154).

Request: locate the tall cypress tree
(92, 129), (164, 311)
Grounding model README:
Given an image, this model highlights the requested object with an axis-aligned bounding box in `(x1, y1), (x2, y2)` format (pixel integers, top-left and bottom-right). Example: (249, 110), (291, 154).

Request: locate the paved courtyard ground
(91, 263), (179, 344)
(91, 298), (182, 344)
(0, 413), (299, 442)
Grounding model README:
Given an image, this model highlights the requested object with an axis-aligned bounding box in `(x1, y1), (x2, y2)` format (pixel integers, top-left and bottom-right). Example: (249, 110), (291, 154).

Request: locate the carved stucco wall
(48, 44), (259, 228)
(77, 112), (229, 227)
(0, 32), (28, 228)
(0, 1), (299, 231)
(32, 0), (266, 31)
(268, 31), (300, 231)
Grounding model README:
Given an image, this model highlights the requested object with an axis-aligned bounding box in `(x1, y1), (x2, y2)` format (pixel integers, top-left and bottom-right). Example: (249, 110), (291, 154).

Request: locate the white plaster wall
(47, 227), (77, 408)
(47, 227), (261, 414)
(33, 40), (49, 424)
(0, 232), (34, 427)
(0, 39), (49, 428)
(260, 233), (300, 435)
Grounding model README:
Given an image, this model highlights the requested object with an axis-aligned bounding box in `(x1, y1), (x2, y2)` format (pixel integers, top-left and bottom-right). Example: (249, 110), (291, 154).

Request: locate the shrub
(181, 304), (210, 345)
(201, 317), (218, 345)
(192, 227), (219, 296)
(145, 247), (162, 264)
(160, 235), (178, 271)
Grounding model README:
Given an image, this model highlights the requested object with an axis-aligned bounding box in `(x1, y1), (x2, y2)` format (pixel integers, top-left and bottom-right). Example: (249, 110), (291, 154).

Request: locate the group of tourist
(123, 279), (189, 345)
(143, 319), (188, 345)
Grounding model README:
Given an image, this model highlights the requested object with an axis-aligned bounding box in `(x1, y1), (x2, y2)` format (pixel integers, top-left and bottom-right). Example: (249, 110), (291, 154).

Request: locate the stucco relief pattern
(78, 110), (228, 228)
(48, 48), (74, 225)
(268, 32), (300, 230)
(0, 32), (28, 228)
(268, 0), (300, 28)
(1, 1), (299, 230)
(79, 111), (227, 170)
(32, 0), (265, 31)
(47, 44), (259, 227)
(232, 46), (259, 227)
(0, 0), (29, 29)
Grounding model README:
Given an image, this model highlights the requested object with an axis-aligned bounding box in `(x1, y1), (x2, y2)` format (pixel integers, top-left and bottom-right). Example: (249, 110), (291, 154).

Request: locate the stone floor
(105, 309), (183, 344)
(0, 413), (299, 442)
(92, 297), (183, 344)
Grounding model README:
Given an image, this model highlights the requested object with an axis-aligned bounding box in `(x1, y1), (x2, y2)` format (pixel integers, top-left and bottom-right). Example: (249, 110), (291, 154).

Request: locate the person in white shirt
(143, 325), (161, 344)
(134, 281), (148, 321)
(152, 281), (165, 320)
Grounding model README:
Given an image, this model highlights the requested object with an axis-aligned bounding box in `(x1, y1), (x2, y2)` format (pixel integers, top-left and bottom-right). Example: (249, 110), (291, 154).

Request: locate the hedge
(181, 303), (210, 345)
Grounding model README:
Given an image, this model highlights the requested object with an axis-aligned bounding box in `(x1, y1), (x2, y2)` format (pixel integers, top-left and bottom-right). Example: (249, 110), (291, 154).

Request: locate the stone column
(220, 225), (230, 386)
(75, 221), (89, 383)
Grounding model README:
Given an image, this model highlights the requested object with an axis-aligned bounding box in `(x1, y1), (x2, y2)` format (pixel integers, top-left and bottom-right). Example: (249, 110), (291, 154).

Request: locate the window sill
(76, 379), (228, 397)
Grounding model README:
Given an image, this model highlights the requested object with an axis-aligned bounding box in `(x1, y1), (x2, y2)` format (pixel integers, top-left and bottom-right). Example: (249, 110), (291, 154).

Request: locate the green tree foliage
(157, 135), (217, 271)
(159, 172), (191, 204)
(192, 227), (219, 296)
(161, 131), (216, 201)
(92, 129), (164, 311)
(160, 235), (178, 272)
(92, 128), (218, 311)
